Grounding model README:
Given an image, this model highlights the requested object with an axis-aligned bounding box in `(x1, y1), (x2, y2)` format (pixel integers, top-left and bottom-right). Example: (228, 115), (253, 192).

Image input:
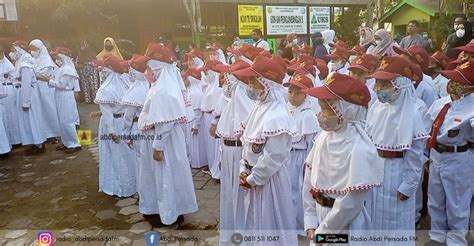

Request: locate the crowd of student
(0, 17), (473, 245)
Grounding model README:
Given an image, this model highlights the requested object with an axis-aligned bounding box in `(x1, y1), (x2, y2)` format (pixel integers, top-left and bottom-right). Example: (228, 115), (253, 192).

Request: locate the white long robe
(122, 105), (141, 190)
(0, 83), (10, 154)
(35, 66), (61, 138)
(0, 59), (21, 145)
(190, 109), (207, 168)
(48, 75), (80, 148)
(136, 123), (198, 224)
(98, 103), (136, 197)
(239, 134), (297, 245)
(17, 68), (46, 145)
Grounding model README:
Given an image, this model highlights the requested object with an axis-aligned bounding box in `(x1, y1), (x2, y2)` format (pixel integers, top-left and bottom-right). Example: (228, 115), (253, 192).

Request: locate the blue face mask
(376, 87), (397, 103)
(246, 87), (259, 101)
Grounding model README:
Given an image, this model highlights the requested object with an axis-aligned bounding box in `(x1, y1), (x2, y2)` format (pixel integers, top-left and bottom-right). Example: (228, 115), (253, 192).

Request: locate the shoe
(144, 214), (166, 228)
(175, 215), (184, 224)
(64, 146), (82, 153)
(0, 152), (11, 160)
(202, 167), (211, 176)
(47, 138), (59, 144)
(56, 144), (67, 151)
(24, 145), (46, 156)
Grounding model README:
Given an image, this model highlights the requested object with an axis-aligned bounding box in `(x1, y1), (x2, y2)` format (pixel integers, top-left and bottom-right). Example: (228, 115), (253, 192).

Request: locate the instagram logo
(38, 232), (54, 246)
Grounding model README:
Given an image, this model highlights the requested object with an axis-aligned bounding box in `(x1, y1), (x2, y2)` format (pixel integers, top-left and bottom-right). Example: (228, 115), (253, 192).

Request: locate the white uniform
(0, 57), (21, 145)
(0, 81), (10, 154)
(432, 74), (449, 98)
(304, 100), (383, 244)
(287, 98), (318, 233)
(187, 76), (207, 168)
(367, 76), (428, 244)
(95, 71), (136, 197)
(12, 49), (46, 146)
(254, 39), (270, 51)
(48, 54), (81, 148)
(238, 77), (297, 245)
(216, 73), (255, 243)
(136, 59), (198, 224)
(30, 39), (61, 139)
(426, 95), (474, 245)
(415, 74), (438, 109)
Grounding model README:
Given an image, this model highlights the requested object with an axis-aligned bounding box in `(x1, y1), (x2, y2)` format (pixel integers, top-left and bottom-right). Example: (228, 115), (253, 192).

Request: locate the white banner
(309, 7), (330, 33)
(265, 6), (307, 35)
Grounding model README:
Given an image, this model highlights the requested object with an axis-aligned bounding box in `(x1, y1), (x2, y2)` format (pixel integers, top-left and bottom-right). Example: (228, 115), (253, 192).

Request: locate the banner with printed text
(238, 5), (264, 36)
(265, 6), (307, 35)
(309, 7), (331, 33)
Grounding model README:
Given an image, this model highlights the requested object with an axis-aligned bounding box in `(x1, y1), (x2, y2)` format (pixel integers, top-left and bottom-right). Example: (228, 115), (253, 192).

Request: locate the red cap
(181, 67), (202, 80)
(441, 61), (474, 85)
(411, 63), (423, 83)
(130, 54), (149, 73)
(260, 50), (273, 58)
(233, 55), (287, 84)
(296, 43), (312, 55)
(325, 44), (351, 61)
(367, 56), (416, 81)
(315, 59), (328, 79)
(283, 71), (314, 89)
(453, 42), (474, 54)
(50, 47), (73, 59)
(200, 60), (222, 73)
(227, 43), (263, 61)
(394, 45), (430, 71)
(288, 55), (316, 76)
(429, 51), (449, 70)
(349, 54), (379, 73)
(303, 72), (371, 108)
(334, 40), (348, 49)
(184, 48), (205, 61)
(145, 42), (174, 64)
(12, 40), (29, 51)
(214, 60), (250, 74)
(104, 55), (129, 74)
(350, 44), (365, 56)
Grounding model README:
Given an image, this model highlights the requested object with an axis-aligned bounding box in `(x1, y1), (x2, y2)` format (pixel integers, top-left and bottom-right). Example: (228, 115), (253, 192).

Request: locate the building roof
(379, 0), (463, 23)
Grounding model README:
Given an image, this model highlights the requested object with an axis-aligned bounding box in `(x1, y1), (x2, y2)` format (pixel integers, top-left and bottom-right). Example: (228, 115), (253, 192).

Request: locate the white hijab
(94, 69), (130, 105)
(121, 67), (149, 108)
(288, 96), (320, 143)
(138, 60), (188, 130)
(321, 30), (335, 52)
(217, 49), (228, 65)
(12, 46), (35, 80)
(200, 70), (223, 112)
(29, 39), (57, 73)
(240, 77), (297, 144)
(367, 76), (428, 150)
(54, 54), (80, 91)
(185, 75), (204, 111)
(308, 100), (383, 194)
(0, 55), (15, 80)
(216, 73), (256, 139)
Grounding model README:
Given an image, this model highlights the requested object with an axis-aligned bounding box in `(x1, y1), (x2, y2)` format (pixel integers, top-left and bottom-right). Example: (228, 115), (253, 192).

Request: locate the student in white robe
(94, 55), (136, 197)
(46, 47), (81, 153)
(348, 54), (380, 108)
(325, 44), (351, 75)
(0, 78), (10, 158)
(136, 43), (198, 227)
(199, 58), (223, 178)
(282, 71), (319, 234)
(213, 60), (255, 242)
(394, 45), (438, 108)
(303, 72), (383, 241)
(366, 56), (428, 242)
(425, 61), (474, 245)
(181, 67), (206, 168)
(121, 54), (149, 190)
(233, 55), (297, 245)
(427, 51), (450, 98)
(0, 46), (21, 146)
(29, 39), (61, 141)
(10, 41), (47, 155)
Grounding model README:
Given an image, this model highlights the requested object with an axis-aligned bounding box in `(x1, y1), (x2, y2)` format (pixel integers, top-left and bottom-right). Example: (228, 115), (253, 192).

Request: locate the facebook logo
(145, 231), (160, 246)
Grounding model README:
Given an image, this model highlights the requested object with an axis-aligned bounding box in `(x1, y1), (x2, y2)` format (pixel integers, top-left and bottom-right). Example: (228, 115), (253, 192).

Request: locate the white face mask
(31, 50), (40, 58)
(55, 59), (63, 67)
(456, 29), (465, 38)
(9, 52), (19, 61)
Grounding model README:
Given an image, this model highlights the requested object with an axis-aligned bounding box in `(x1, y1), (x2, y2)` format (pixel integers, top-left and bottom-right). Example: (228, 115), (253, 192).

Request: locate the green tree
(333, 7), (364, 47)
